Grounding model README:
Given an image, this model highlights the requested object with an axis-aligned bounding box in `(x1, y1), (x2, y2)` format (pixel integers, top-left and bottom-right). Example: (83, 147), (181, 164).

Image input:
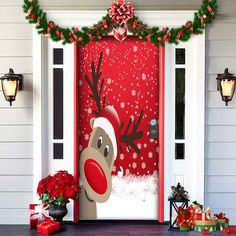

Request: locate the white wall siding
(0, 1), (33, 225)
(205, 0), (236, 221)
(0, 0), (235, 224)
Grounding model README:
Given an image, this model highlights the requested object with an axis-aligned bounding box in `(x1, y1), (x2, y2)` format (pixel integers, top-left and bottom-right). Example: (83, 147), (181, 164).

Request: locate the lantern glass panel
(2, 80), (18, 97)
(221, 80), (236, 97)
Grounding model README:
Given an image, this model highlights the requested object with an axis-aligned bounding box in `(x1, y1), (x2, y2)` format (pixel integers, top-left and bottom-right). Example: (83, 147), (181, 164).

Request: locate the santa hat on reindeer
(92, 105), (121, 160)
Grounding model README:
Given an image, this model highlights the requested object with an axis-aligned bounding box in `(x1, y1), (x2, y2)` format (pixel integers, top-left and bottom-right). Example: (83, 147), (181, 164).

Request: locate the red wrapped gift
(194, 208), (211, 221)
(29, 204), (50, 229)
(37, 220), (61, 235)
(177, 207), (190, 226)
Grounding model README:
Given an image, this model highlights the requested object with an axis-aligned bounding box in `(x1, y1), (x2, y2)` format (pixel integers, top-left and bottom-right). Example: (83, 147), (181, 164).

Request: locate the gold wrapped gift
(194, 219), (218, 226)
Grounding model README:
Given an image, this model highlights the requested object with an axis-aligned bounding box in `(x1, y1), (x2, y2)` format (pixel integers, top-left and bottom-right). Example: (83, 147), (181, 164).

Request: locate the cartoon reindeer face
(80, 106), (120, 203)
(80, 52), (144, 206)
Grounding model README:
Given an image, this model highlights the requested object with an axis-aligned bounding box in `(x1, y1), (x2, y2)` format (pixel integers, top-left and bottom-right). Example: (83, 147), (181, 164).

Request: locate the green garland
(23, 0), (217, 47)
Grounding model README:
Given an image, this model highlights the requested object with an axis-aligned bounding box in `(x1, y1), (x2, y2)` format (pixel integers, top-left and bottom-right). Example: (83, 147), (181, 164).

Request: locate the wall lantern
(216, 68), (236, 106)
(0, 69), (23, 106)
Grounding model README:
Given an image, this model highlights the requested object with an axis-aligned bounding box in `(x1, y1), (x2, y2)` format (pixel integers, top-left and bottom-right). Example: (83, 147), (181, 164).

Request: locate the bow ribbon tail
(113, 24), (128, 42)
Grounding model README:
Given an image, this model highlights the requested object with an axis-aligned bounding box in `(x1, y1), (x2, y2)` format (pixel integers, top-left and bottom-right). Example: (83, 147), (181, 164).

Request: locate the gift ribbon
(113, 24), (128, 41)
(207, 5), (214, 16)
(30, 205), (49, 222)
(109, 0), (134, 41)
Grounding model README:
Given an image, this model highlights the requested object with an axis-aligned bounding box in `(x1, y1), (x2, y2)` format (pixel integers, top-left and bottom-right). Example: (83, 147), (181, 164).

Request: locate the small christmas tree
(169, 183), (189, 200)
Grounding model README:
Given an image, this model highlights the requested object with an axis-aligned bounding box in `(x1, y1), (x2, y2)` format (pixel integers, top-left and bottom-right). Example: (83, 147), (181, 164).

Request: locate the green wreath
(23, 0), (217, 47)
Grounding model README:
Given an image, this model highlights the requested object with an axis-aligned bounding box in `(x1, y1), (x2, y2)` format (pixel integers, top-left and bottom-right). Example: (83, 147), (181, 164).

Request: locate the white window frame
(33, 10), (205, 222)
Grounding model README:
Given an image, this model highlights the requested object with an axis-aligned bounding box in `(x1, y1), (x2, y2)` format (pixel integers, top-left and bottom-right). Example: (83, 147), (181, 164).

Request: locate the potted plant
(37, 170), (80, 221)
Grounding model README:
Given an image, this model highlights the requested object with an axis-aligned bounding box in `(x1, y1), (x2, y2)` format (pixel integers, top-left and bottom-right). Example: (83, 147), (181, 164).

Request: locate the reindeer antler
(84, 52), (106, 116)
(121, 109), (144, 155)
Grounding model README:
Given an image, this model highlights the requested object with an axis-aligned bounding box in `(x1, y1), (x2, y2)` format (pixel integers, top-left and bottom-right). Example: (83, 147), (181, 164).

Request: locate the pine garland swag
(23, 0), (217, 47)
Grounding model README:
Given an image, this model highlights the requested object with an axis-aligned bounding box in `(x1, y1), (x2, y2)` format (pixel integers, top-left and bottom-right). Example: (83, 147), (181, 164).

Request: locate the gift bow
(30, 205), (49, 221)
(214, 212), (227, 220)
(109, 0), (134, 25)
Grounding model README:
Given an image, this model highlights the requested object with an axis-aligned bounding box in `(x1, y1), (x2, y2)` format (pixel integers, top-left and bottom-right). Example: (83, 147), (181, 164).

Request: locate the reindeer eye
(97, 136), (103, 149)
(104, 145), (109, 157)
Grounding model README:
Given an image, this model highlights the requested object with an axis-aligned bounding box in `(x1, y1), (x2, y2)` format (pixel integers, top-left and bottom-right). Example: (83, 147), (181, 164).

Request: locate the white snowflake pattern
(133, 45), (138, 52)
(79, 80), (83, 86)
(131, 89), (136, 96)
(85, 134), (89, 141)
(87, 108), (92, 114)
(79, 145), (83, 151)
(107, 78), (112, 84)
(150, 139), (154, 143)
(132, 162), (137, 169)
(125, 168), (130, 176)
(137, 143), (142, 149)
(105, 48), (110, 56)
(148, 152), (153, 159)
(132, 153), (137, 159)
(120, 153), (124, 160)
(144, 143), (147, 148)
(141, 162), (146, 169)
(142, 73), (147, 80)
(120, 102), (125, 109)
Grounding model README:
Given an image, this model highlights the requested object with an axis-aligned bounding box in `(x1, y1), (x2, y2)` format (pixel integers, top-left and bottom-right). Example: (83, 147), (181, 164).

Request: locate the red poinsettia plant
(37, 170), (80, 206)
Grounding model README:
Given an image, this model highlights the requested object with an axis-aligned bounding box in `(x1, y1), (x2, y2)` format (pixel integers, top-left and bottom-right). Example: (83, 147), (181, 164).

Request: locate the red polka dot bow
(109, 0), (134, 25)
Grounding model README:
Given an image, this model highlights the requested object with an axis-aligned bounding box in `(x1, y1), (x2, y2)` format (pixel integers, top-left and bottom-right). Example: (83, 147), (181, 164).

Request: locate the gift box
(194, 208), (211, 221)
(194, 219), (218, 233)
(179, 221), (191, 231)
(37, 220), (61, 235)
(177, 207), (190, 226)
(214, 212), (229, 230)
(29, 204), (50, 229)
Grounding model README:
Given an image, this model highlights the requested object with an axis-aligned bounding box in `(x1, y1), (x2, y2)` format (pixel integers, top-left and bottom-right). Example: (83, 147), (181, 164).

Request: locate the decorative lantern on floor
(0, 68), (23, 106)
(168, 183), (189, 231)
(216, 68), (236, 106)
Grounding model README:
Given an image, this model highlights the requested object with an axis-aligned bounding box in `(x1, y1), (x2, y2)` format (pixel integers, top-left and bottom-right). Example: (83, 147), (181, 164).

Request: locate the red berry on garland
(162, 27), (167, 33)
(103, 21), (108, 29)
(28, 13), (37, 19)
(79, 37), (83, 41)
(69, 37), (74, 43)
(133, 21), (138, 29)
(74, 27), (79, 33)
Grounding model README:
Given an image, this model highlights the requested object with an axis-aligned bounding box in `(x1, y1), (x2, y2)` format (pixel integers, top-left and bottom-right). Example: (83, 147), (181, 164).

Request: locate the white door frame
(33, 10), (205, 222)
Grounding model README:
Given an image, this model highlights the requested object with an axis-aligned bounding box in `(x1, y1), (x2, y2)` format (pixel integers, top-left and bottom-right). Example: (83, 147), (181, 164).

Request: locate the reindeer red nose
(84, 159), (107, 195)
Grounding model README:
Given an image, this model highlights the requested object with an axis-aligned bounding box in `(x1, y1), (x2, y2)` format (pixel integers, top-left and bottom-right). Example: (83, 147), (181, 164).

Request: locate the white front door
(164, 35), (205, 220)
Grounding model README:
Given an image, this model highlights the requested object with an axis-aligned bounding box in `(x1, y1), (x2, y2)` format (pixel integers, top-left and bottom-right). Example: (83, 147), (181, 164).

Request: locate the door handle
(149, 119), (158, 139)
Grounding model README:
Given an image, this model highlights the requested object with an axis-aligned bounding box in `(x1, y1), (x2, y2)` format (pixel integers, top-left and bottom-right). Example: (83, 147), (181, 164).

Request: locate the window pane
(176, 48), (185, 65)
(175, 68), (185, 139)
(175, 143), (185, 160)
(53, 68), (63, 139)
(53, 143), (63, 159)
(53, 49), (63, 65)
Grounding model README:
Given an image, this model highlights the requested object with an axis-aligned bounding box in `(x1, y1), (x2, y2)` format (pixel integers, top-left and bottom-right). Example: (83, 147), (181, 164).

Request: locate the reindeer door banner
(77, 37), (160, 220)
